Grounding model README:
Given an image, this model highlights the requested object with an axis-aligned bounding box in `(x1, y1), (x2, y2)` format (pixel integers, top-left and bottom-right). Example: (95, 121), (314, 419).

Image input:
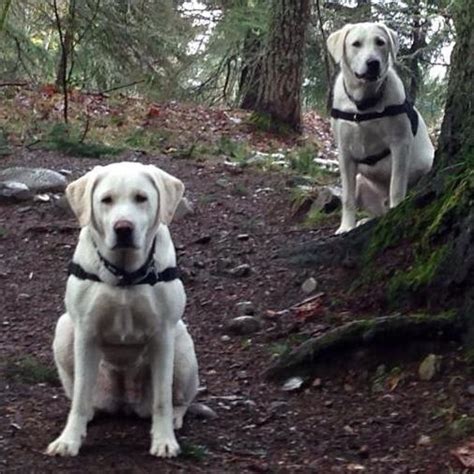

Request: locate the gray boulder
(0, 167), (68, 193)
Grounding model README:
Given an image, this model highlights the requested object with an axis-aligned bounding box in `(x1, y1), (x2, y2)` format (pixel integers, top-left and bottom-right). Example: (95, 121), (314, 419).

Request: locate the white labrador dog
(46, 162), (198, 458)
(327, 22), (434, 234)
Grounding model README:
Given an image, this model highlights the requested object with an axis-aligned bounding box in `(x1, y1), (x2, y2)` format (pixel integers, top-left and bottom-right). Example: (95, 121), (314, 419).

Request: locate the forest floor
(0, 94), (473, 473)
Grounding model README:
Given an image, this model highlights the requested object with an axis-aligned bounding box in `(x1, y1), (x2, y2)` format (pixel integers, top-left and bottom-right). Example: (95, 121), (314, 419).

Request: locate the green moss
(361, 164), (474, 304)
(248, 111), (293, 135)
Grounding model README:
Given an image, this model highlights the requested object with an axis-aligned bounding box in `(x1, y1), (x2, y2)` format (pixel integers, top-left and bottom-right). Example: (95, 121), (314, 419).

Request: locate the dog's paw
(46, 437), (81, 457)
(150, 435), (180, 458)
(335, 225), (353, 235)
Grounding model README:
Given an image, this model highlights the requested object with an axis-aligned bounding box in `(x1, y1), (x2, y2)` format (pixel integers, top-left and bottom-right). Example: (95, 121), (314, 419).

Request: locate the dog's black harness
(331, 80), (419, 166)
(68, 238), (180, 287)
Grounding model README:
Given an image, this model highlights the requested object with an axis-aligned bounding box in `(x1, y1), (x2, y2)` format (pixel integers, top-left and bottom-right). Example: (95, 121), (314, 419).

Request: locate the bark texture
(251, 0), (311, 131)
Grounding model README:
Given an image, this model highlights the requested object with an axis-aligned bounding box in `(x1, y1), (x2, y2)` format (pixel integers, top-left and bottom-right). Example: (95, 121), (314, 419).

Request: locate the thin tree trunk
(239, 29), (263, 110)
(251, 0), (311, 132)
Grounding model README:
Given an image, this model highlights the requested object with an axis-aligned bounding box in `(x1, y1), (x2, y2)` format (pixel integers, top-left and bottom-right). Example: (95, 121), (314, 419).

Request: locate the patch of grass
(180, 442), (208, 461)
(287, 144), (323, 177)
(44, 123), (123, 158)
(0, 128), (11, 156)
(303, 208), (340, 228)
(232, 183), (249, 196)
(216, 136), (250, 162)
(5, 356), (58, 385)
(443, 415), (474, 440)
(124, 127), (171, 151)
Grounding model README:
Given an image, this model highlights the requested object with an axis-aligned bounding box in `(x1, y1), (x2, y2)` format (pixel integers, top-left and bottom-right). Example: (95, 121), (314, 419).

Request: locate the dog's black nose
(114, 220), (134, 247)
(366, 59), (380, 75)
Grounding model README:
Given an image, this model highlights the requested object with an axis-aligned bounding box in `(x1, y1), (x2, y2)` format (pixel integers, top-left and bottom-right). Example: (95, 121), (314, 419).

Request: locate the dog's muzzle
(113, 220), (135, 248)
(355, 59), (381, 82)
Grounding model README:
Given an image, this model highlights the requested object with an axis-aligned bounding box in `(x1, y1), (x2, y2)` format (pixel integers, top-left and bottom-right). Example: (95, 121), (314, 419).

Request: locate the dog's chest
(342, 121), (388, 159)
(93, 291), (158, 346)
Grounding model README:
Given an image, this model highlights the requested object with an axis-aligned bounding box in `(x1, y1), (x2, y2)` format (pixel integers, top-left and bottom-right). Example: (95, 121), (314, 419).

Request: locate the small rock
(225, 316), (261, 335)
(216, 178), (229, 188)
(301, 277), (318, 294)
(324, 400), (333, 407)
(310, 185), (342, 214)
(312, 378), (322, 388)
(33, 193), (50, 202)
(358, 445), (370, 459)
(174, 197), (194, 221)
(237, 233), (250, 241)
(195, 235), (211, 244)
(418, 354), (441, 381)
(228, 263), (252, 277)
(270, 401), (288, 412)
(417, 434), (431, 446)
(343, 425), (355, 435)
(188, 403), (218, 419)
(467, 384), (474, 396)
(221, 335), (231, 342)
(282, 376), (304, 392)
(236, 301), (255, 316)
(0, 181), (32, 202)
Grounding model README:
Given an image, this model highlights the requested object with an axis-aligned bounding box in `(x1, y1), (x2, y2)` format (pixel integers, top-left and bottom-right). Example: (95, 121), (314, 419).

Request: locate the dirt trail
(0, 150), (470, 472)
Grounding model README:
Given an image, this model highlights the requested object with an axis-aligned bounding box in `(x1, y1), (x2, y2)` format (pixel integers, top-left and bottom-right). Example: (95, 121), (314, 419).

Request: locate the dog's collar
(343, 78), (387, 111)
(68, 238), (180, 286)
(331, 99), (419, 137)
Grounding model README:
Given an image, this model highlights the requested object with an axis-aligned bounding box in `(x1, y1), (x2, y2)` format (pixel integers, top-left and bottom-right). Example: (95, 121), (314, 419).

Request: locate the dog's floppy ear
(379, 24), (399, 60)
(146, 165), (185, 226)
(66, 166), (103, 227)
(327, 24), (353, 64)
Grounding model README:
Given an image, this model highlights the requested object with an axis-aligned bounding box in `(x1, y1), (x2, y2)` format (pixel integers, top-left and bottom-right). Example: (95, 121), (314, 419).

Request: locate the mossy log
(265, 312), (463, 379)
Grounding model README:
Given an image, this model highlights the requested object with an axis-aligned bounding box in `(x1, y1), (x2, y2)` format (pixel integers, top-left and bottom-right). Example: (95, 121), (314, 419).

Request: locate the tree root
(265, 312), (463, 379)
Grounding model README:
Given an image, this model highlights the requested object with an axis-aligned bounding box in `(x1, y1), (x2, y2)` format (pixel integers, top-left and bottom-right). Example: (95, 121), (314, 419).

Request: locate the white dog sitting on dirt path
(327, 22), (434, 234)
(46, 162), (198, 458)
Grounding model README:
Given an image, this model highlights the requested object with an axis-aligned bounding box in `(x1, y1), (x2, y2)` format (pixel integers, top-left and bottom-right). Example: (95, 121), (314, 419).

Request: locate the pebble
(228, 263), (252, 277)
(417, 434), (431, 446)
(301, 277), (317, 294)
(282, 376), (304, 392)
(418, 354), (441, 381)
(225, 316), (261, 335)
(221, 335), (231, 342)
(237, 234), (250, 241)
(236, 301), (255, 316)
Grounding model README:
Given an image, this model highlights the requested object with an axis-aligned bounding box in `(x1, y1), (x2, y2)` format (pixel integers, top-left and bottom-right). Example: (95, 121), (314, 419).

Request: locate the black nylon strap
(68, 261), (180, 286)
(331, 99), (419, 136)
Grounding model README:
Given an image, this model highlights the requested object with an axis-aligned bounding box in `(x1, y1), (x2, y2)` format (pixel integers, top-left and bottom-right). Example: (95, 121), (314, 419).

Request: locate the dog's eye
(376, 38), (386, 47)
(101, 196), (113, 205)
(352, 40), (362, 48)
(135, 194), (148, 203)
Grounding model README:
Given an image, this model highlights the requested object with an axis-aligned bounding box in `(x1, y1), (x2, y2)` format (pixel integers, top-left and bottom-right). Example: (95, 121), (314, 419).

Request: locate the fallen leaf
(451, 439), (474, 468)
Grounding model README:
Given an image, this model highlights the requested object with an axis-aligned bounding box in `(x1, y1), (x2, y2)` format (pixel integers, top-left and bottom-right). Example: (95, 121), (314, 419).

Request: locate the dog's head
(66, 162), (184, 250)
(327, 22), (399, 82)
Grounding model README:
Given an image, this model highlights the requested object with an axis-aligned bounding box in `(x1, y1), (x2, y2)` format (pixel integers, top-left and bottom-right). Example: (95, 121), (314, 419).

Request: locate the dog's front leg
(46, 329), (100, 457)
(149, 322), (179, 458)
(389, 142), (410, 208)
(336, 152), (357, 234)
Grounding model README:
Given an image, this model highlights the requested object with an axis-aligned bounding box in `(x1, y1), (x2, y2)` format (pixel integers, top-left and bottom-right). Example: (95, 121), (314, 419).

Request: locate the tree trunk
(55, 0), (76, 88)
(250, 0), (311, 132)
(406, 1), (426, 102)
